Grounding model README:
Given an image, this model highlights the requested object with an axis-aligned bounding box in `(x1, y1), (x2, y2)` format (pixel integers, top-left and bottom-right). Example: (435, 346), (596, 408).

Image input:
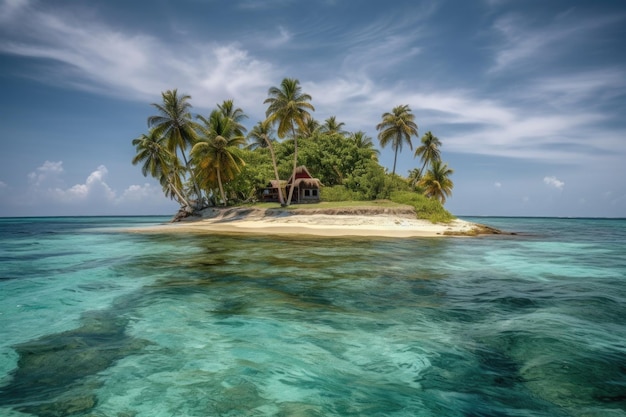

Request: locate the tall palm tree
(131, 129), (190, 207)
(320, 116), (347, 136)
(352, 131), (380, 161)
(376, 104), (418, 177)
(192, 109), (246, 205)
(147, 89), (202, 202)
(418, 160), (454, 204)
(414, 131), (442, 178)
(218, 99), (248, 138)
(247, 120), (285, 204)
(264, 78), (315, 206)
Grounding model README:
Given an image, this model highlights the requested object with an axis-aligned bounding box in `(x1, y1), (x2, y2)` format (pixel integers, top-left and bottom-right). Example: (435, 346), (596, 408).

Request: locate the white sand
(130, 207), (488, 238)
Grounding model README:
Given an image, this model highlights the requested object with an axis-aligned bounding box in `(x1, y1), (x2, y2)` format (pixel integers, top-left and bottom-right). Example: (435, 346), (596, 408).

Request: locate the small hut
(260, 166), (322, 203)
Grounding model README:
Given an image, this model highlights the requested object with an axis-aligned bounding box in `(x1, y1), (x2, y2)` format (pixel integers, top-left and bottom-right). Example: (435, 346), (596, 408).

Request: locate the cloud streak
(489, 11), (625, 74)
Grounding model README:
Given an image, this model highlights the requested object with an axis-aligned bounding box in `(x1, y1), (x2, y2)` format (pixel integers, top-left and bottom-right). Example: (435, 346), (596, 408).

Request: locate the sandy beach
(130, 206), (501, 238)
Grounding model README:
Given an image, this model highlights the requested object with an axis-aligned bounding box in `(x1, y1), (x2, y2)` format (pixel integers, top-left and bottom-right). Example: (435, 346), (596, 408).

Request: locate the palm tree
(414, 131), (442, 177)
(192, 109), (246, 205)
(247, 119), (285, 204)
(246, 120), (274, 150)
(352, 131), (380, 161)
(218, 99), (248, 137)
(320, 116), (347, 136)
(418, 160), (454, 204)
(264, 78), (315, 206)
(147, 89), (202, 202)
(376, 104), (418, 177)
(407, 167), (422, 189)
(298, 118), (321, 138)
(131, 129), (191, 207)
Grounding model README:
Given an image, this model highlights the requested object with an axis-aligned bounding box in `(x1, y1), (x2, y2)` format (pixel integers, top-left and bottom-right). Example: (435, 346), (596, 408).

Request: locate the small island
(132, 79), (505, 237)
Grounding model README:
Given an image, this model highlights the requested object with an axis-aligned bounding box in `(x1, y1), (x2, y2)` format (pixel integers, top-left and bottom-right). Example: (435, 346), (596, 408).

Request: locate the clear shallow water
(0, 216), (625, 417)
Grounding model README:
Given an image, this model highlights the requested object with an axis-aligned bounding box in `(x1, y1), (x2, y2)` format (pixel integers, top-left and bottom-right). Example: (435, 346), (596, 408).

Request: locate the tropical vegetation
(132, 78), (456, 221)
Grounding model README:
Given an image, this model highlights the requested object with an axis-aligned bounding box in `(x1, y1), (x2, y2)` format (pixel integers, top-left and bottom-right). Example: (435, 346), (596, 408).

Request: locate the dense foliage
(132, 78), (456, 220)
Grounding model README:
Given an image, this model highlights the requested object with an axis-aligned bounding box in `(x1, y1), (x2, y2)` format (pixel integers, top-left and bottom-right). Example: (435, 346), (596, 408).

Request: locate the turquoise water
(0, 216), (625, 417)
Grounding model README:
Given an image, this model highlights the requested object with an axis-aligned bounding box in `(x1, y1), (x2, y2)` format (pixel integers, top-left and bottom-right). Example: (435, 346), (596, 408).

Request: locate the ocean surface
(0, 216), (625, 417)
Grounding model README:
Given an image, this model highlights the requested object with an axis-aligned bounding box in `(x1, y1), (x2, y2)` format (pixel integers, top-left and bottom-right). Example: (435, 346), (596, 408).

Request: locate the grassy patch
(389, 191), (455, 223)
(241, 194), (454, 223)
(243, 200), (406, 210)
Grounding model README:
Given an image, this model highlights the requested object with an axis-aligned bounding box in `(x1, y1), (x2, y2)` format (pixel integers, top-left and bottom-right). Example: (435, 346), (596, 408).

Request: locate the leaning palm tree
(218, 99), (248, 138)
(147, 89), (202, 202)
(160, 159), (190, 207)
(376, 104), (418, 177)
(264, 78), (315, 206)
(247, 120), (285, 204)
(192, 109), (246, 205)
(418, 160), (454, 204)
(320, 116), (347, 137)
(414, 131), (442, 177)
(131, 129), (191, 207)
(352, 131), (380, 161)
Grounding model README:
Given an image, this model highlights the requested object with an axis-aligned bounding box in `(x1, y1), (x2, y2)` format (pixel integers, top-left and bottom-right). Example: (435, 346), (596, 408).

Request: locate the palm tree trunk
(265, 138), (285, 205)
(392, 146), (398, 177)
(179, 144), (203, 207)
(169, 180), (191, 209)
(216, 169), (227, 206)
(285, 128), (298, 206)
(419, 159), (428, 180)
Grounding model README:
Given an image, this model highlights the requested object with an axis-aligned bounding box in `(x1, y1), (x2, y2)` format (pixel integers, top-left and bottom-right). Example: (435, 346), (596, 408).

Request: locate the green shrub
(320, 185), (365, 202)
(390, 191), (455, 223)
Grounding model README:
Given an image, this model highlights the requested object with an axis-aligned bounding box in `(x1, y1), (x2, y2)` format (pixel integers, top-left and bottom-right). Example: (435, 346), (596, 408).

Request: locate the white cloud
(119, 183), (168, 204)
(27, 160), (64, 187)
(6, 161), (178, 215)
(52, 165), (116, 202)
(543, 176), (565, 190)
(264, 26), (291, 48)
(0, 1), (276, 112)
(494, 182), (502, 188)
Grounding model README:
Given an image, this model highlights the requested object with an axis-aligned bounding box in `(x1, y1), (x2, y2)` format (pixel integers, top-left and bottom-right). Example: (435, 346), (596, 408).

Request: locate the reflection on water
(0, 218), (625, 416)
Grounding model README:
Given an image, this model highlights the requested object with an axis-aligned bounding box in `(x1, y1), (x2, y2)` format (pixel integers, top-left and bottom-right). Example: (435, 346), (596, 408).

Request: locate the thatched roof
(287, 166), (322, 187)
(267, 166), (322, 189)
(292, 178), (322, 188)
(268, 180), (287, 188)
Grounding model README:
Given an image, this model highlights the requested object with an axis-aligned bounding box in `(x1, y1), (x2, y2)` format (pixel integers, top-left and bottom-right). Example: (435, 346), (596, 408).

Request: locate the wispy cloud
(523, 69), (626, 109)
(490, 11), (626, 74)
(27, 160), (64, 187)
(0, 0), (276, 111)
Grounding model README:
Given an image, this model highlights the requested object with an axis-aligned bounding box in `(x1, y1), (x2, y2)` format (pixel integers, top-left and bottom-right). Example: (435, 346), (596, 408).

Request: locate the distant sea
(0, 216), (625, 417)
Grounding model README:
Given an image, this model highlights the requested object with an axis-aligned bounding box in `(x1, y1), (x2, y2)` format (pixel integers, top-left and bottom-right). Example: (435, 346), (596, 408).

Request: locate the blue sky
(1, 0), (625, 217)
